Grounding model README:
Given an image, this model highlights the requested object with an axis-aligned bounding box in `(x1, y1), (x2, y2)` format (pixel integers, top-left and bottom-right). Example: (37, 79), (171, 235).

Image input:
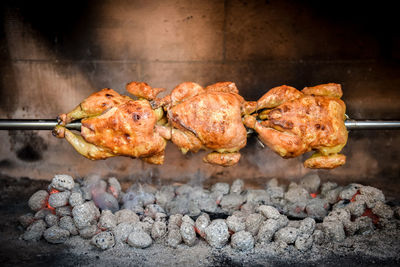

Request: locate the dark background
(0, 0), (399, 195)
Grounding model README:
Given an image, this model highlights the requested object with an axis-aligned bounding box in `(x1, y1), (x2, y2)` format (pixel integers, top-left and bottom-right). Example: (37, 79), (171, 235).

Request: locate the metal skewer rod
(0, 119), (81, 130)
(0, 119), (399, 131)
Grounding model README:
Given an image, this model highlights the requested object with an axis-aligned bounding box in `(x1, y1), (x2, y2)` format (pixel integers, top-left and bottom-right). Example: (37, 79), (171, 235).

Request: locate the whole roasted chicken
(132, 81), (249, 166)
(53, 87), (167, 164)
(243, 83), (348, 169)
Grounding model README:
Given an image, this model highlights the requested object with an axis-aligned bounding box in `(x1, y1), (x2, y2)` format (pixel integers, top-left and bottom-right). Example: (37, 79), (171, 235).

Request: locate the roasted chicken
(54, 88), (167, 164)
(53, 81), (348, 169)
(243, 83), (348, 169)
(137, 81), (249, 166)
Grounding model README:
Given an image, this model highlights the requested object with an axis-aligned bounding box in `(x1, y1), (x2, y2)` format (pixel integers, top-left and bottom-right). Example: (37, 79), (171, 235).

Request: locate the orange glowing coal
(310, 193), (317, 198)
(49, 189), (59, 194)
(46, 188), (59, 212)
(362, 208), (380, 225)
(350, 191), (360, 202)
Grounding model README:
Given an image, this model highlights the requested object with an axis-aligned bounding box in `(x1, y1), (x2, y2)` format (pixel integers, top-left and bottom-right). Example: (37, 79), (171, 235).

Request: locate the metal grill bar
(0, 119), (399, 131)
(0, 119), (81, 130)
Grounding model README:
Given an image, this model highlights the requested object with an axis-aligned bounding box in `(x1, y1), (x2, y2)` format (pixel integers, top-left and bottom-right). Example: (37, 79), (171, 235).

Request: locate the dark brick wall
(0, 0), (399, 194)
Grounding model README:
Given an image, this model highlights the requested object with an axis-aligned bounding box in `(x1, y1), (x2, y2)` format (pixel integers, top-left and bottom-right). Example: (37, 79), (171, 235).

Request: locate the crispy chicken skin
(150, 82), (248, 166)
(244, 83), (348, 169)
(54, 88), (167, 164)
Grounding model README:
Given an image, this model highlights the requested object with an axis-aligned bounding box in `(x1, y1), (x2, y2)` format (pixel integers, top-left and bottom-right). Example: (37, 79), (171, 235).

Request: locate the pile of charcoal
(19, 174), (400, 251)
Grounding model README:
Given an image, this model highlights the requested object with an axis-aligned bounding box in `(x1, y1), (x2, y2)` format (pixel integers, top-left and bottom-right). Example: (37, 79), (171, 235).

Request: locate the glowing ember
(362, 208), (380, 224)
(310, 193), (317, 198)
(45, 189), (59, 213)
(49, 189), (60, 194)
(350, 190), (360, 202)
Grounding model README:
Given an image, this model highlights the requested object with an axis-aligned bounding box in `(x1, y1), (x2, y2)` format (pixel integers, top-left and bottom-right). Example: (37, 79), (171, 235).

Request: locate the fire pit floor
(1, 176), (399, 267)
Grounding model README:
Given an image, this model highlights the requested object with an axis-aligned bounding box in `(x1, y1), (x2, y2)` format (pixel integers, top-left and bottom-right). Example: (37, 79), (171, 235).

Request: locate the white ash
(323, 186), (343, 204)
(312, 229), (325, 245)
(240, 202), (256, 215)
(28, 190), (48, 211)
(378, 218), (397, 230)
(197, 196), (218, 213)
(175, 184), (194, 196)
(34, 208), (53, 220)
(98, 210), (117, 230)
(246, 189), (271, 206)
(305, 198), (329, 220)
(51, 174), (75, 191)
(167, 228), (182, 248)
(127, 230), (152, 248)
(358, 186), (385, 208)
(345, 200), (366, 217)
(284, 187), (310, 204)
(69, 191), (84, 207)
(22, 219), (46, 241)
(274, 227), (299, 244)
(230, 179), (244, 195)
(151, 221), (167, 240)
(322, 220), (345, 242)
(355, 216), (375, 234)
(180, 222), (197, 246)
(140, 217), (154, 234)
(211, 182), (230, 195)
(80, 187), (92, 201)
(115, 209), (140, 224)
(257, 205), (281, 220)
(195, 213), (210, 237)
(372, 201), (394, 219)
(155, 185), (175, 208)
(113, 222), (135, 243)
(220, 194), (245, 214)
(257, 219), (280, 243)
(168, 214), (183, 230)
(287, 220), (301, 228)
(43, 225), (70, 244)
(295, 233), (313, 251)
(299, 173), (321, 193)
(187, 200), (201, 217)
(205, 219), (230, 248)
(123, 186), (155, 210)
(19, 174), (400, 253)
(145, 204), (165, 219)
(320, 181), (338, 195)
(155, 212), (167, 223)
(339, 183), (363, 200)
(266, 186), (284, 202)
(56, 206), (72, 217)
(18, 213), (35, 228)
(91, 231), (115, 250)
(286, 201), (307, 219)
(45, 213), (58, 227)
(226, 212), (246, 233)
(79, 225), (100, 239)
(107, 177), (121, 200)
(231, 231), (254, 251)
(299, 217), (316, 235)
(245, 213), (265, 236)
(93, 191), (119, 213)
(59, 216), (78, 235)
(182, 215), (195, 225)
(72, 201), (100, 229)
(48, 191), (71, 208)
(275, 215), (289, 228)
